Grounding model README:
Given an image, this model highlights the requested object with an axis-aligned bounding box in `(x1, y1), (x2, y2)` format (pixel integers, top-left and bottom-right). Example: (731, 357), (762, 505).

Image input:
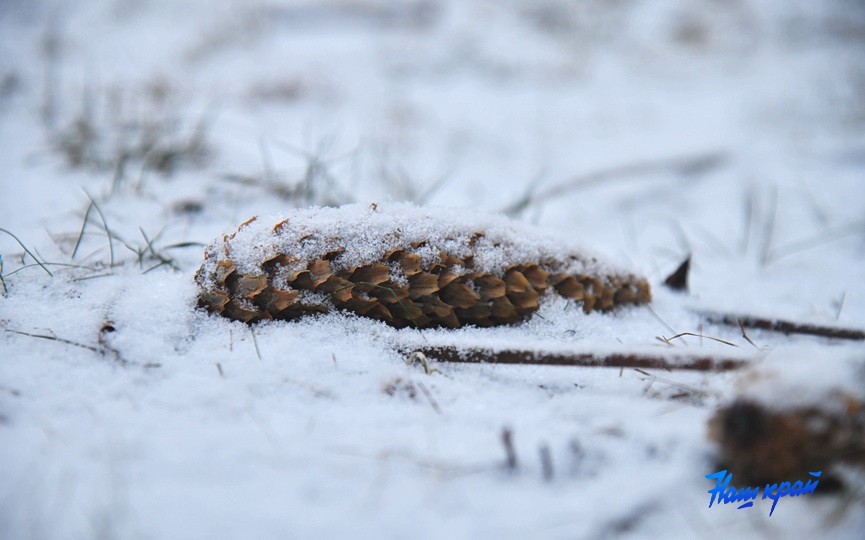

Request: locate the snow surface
(1, 0), (864, 538)
(198, 202), (631, 281)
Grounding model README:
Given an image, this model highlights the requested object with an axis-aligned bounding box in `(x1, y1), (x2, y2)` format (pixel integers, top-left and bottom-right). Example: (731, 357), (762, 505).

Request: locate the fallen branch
(699, 311), (865, 341)
(415, 346), (748, 372)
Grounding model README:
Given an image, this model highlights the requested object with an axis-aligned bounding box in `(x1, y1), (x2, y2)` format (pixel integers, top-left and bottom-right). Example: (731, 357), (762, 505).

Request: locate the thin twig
(416, 346), (748, 372)
(738, 320), (762, 350)
(97, 321), (126, 365)
(700, 311), (865, 341)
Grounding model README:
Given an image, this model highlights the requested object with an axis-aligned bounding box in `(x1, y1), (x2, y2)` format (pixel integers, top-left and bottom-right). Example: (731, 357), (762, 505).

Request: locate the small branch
(738, 320), (762, 350)
(416, 346), (747, 372)
(700, 311), (865, 341)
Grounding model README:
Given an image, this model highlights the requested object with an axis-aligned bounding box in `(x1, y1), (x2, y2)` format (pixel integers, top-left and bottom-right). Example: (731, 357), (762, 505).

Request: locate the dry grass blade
(416, 381), (441, 414)
(632, 368), (717, 402)
(406, 351), (438, 374)
(503, 151), (727, 216)
(83, 191), (115, 265)
(72, 272), (115, 282)
(0, 228), (53, 276)
(0, 255), (6, 295)
(4, 327), (100, 353)
(2, 262), (99, 278)
(250, 326), (262, 359)
(767, 219), (865, 265)
(657, 332), (738, 347)
(72, 200), (94, 259)
(137, 227), (180, 272)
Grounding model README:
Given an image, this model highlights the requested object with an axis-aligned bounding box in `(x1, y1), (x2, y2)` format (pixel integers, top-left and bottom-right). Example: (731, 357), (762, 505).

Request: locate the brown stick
(415, 346), (748, 372)
(699, 311), (865, 341)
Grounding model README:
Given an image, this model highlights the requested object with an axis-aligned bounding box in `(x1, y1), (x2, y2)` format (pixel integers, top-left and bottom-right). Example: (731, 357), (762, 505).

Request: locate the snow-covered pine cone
(195, 203), (651, 328)
(707, 353), (865, 485)
(709, 399), (865, 484)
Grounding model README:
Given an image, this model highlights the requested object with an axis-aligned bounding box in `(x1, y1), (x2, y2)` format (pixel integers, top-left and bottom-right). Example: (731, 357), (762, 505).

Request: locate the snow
(1, 0), (865, 538)
(199, 202), (624, 279)
(732, 347), (865, 414)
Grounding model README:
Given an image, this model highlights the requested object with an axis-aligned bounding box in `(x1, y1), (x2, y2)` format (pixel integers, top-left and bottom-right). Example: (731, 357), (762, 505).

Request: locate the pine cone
(195, 203), (651, 328)
(707, 353), (865, 485)
(709, 399), (865, 485)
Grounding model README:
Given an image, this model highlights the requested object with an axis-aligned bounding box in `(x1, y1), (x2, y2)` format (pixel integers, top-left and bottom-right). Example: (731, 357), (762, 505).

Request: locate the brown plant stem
(415, 346), (748, 372)
(699, 311), (865, 341)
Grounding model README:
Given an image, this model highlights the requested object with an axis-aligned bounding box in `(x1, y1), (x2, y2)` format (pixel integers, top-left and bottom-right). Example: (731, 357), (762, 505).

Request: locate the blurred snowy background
(1, 1), (864, 538)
